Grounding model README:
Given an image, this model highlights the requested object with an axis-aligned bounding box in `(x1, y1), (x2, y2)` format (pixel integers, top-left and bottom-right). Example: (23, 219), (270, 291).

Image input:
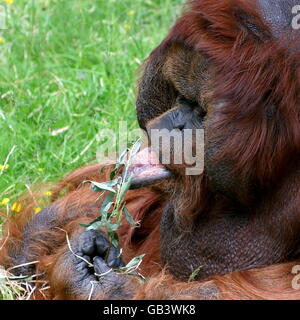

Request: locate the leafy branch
(82, 139), (145, 277)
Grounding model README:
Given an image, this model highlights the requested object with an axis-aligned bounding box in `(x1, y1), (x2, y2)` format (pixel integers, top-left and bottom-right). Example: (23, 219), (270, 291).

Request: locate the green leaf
(121, 254), (145, 270)
(188, 266), (203, 282)
(103, 201), (113, 213)
(106, 223), (120, 232)
(129, 138), (141, 158)
(110, 148), (130, 179)
(85, 220), (107, 231)
(108, 232), (119, 248)
(117, 147), (129, 166)
(87, 179), (118, 193)
(118, 174), (134, 200)
(111, 238), (119, 248)
(100, 191), (115, 217)
(123, 206), (137, 227)
(80, 218), (101, 228)
(7, 275), (32, 281)
(102, 202), (114, 220)
(110, 167), (118, 180)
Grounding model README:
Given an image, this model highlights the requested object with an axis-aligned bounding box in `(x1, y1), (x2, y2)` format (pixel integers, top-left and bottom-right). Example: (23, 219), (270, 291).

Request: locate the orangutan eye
(178, 96), (207, 119)
(177, 96), (198, 109)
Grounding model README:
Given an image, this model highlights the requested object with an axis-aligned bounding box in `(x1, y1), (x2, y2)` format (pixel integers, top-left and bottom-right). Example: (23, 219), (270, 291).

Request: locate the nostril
(175, 124), (185, 131)
(174, 122), (185, 131)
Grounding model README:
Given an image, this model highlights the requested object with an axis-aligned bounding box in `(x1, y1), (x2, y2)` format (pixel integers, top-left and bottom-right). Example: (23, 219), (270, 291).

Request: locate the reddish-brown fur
(154, 0), (300, 185)
(1, 163), (299, 299)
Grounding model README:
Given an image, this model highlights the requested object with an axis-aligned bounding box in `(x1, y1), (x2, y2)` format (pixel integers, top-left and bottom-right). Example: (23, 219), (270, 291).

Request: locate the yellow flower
(0, 198), (10, 205)
(34, 207), (42, 214)
(4, 0), (14, 4)
(0, 164), (9, 170)
(124, 24), (131, 30)
(43, 191), (52, 197)
(0, 38), (5, 44)
(128, 10), (136, 16)
(11, 202), (22, 213)
(38, 168), (44, 172)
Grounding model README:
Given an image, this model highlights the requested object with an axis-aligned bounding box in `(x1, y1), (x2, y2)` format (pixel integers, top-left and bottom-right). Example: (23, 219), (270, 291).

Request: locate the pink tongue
(129, 147), (168, 179)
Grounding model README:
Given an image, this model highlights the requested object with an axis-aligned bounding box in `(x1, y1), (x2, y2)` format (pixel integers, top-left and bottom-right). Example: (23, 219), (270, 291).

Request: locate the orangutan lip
(129, 171), (171, 189)
(126, 147), (171, 189)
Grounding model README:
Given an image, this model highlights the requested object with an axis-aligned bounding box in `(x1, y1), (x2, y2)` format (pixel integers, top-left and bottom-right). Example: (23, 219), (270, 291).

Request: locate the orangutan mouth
(127, 147), (171, 189)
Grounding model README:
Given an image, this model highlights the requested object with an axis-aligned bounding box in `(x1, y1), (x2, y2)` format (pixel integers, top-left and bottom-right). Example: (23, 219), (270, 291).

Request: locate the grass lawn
(0, 0), (183, 207)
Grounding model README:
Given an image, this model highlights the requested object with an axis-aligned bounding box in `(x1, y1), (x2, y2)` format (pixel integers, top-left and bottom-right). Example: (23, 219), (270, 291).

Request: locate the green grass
(0, 0), (184, 205)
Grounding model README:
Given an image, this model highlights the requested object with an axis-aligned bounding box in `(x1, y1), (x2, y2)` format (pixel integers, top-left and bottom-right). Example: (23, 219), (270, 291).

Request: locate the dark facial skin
(146, 98), (205, 133)
(145, 98), (205, 174)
